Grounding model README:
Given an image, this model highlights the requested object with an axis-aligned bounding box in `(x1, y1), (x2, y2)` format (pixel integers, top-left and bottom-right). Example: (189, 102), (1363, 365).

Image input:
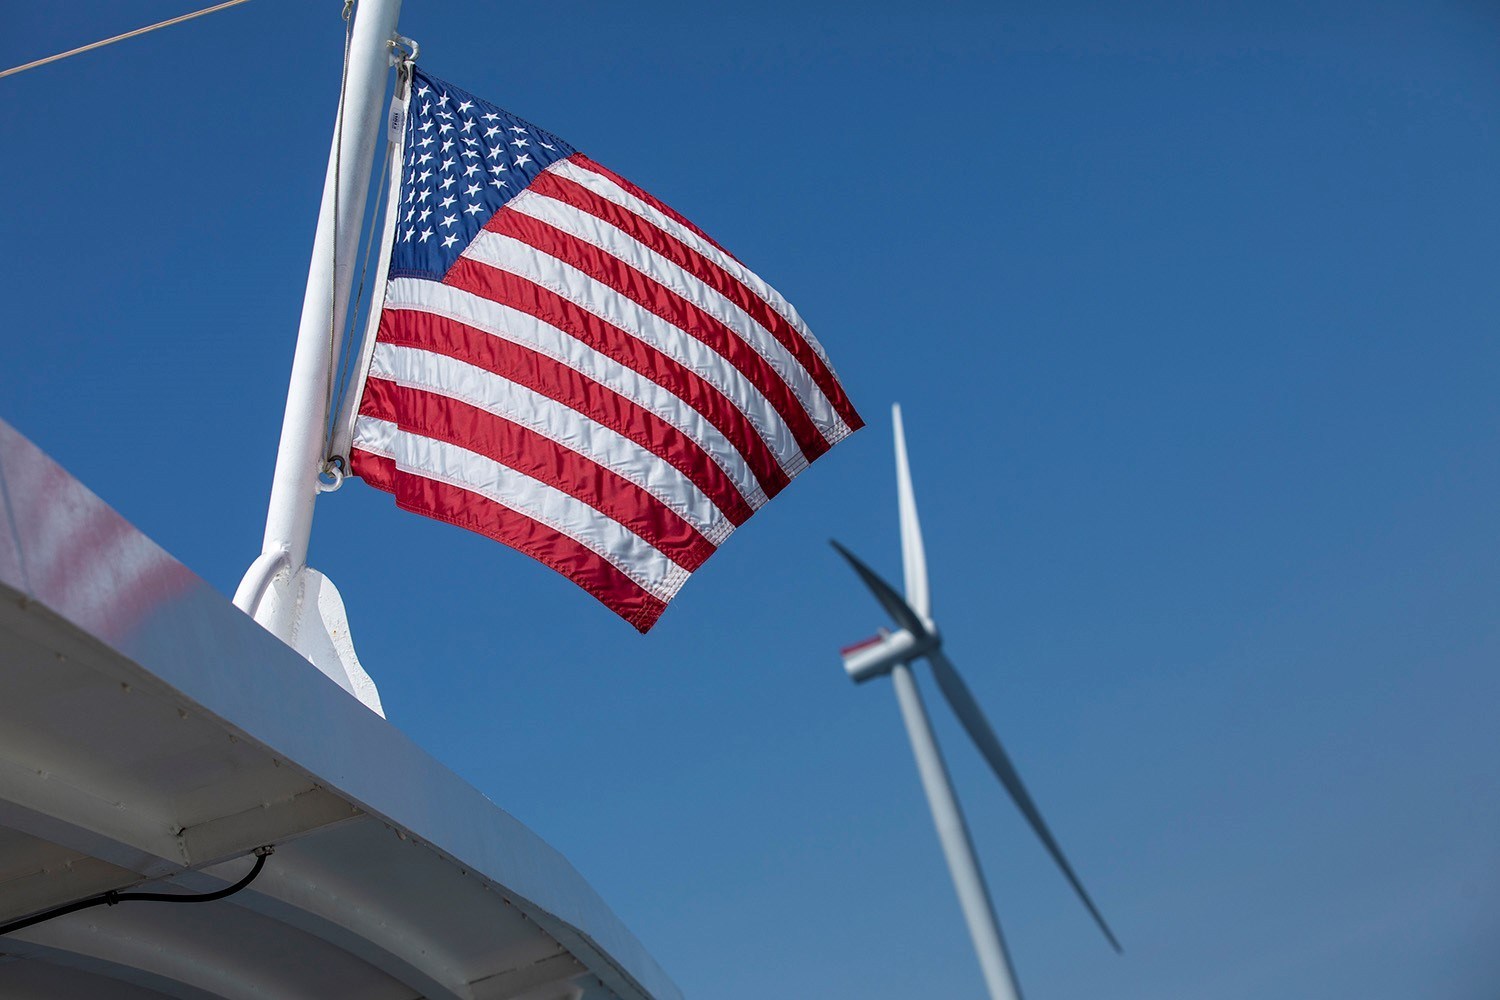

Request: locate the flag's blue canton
(389, 69), (577, 282)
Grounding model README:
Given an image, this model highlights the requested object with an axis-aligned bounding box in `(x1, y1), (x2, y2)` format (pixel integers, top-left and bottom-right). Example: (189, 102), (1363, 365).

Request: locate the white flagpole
(238, 0), (403, 624)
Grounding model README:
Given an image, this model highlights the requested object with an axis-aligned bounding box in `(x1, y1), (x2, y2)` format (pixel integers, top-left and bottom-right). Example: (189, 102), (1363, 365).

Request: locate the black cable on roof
(0, 845), (273, 937)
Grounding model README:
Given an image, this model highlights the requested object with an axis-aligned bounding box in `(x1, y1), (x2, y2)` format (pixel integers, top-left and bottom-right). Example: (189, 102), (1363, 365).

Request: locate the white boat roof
(0, 419), (681, 1000)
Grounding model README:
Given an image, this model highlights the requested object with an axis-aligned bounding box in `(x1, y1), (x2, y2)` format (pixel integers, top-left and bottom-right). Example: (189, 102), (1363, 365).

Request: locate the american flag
(349, 69), (862, 632)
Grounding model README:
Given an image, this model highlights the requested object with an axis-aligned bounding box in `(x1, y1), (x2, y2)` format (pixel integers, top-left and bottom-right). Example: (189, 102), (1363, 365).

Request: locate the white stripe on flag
(384, 277), (770, 510)
(352, 415), (690, 603)
(549, 158), (836, 369)
(509, 188), (852, 444)
(370, 342), (734, 545)
(462, 230), (808, 478)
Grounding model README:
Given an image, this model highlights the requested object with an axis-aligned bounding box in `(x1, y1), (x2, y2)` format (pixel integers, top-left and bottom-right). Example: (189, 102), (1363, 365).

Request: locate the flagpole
(240, 0), (402, 623)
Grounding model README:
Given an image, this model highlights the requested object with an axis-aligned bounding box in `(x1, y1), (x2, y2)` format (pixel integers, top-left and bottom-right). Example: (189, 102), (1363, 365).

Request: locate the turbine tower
(833, 404), (1120, 1000)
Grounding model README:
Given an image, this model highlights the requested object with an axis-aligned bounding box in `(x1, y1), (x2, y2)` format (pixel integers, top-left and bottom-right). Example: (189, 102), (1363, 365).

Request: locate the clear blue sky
(3, 1), (1497, 997)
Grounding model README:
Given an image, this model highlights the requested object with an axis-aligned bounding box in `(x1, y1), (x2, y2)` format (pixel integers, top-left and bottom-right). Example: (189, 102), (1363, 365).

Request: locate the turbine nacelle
(839, 626), (941, 683)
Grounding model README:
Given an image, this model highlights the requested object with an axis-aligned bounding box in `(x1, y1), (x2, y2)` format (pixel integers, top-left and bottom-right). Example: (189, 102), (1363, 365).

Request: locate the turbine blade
(892, 404), (931, 621)
(927, 649), (1123, 953)
(829, 540), (929, 638)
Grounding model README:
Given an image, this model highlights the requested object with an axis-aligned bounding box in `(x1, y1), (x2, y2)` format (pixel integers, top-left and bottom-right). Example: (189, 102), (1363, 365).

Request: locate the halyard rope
(327, 63), (404, 473)
(0, 0), (254, 80)
(319, 0), (356, 489)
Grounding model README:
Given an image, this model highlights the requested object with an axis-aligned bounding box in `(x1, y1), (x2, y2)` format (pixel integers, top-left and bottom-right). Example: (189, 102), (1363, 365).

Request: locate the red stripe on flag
(568, 153), (737, 261)
(487, 209), (831, 466)
(350, 450), (669, 632)
(353, 444), (397, 492)
(443, 256), (793, 499)
(360, 376), (716, 571)
(530, 169), (864, 434)
(377, 307), (756, 526)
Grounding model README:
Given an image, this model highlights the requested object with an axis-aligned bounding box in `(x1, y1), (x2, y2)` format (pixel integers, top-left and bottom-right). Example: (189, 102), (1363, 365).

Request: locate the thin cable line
(327, 54), (413, 465)
(328, 128), (395, 460)
(0, 0), (254, 80)
(322, 0), (355, 474)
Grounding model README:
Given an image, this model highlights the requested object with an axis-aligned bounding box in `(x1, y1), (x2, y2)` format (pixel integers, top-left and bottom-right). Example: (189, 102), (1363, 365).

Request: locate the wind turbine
(833, 404), (1120, 1000)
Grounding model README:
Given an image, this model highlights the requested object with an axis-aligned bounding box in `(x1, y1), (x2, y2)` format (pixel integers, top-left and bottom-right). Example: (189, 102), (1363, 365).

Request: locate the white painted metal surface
(256, 0), (401, 577)
(235, 0), (403, 714)
(0, 419), (680, 1000)
(250, 565), (385, 716)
